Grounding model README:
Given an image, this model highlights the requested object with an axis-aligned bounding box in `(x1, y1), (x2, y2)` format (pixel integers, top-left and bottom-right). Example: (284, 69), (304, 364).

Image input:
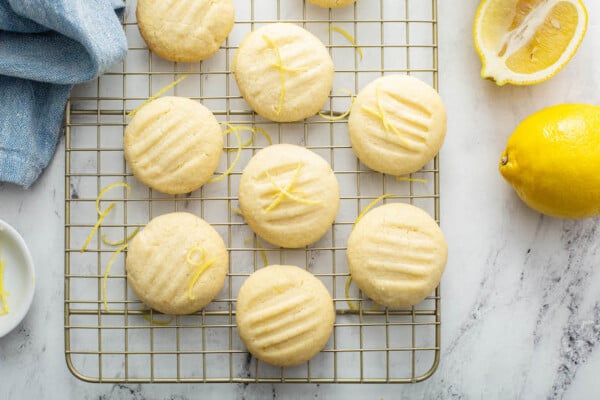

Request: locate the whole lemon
(499, 104), (600, 219)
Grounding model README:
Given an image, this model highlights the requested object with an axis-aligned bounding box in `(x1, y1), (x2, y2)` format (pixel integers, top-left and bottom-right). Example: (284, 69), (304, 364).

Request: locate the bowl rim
(0, 219), (35, 338)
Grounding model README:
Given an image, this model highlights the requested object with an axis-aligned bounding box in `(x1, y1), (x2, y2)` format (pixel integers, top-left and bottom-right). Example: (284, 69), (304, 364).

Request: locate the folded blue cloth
(0, 0), (127, 187)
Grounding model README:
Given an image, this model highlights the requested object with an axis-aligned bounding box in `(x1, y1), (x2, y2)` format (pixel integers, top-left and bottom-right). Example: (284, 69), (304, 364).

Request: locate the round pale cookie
(232, 23), (334, 122)
(308, 0), (357, 8)
(126, 212), (228, 315)
(236, 265), (335, 367)
(348, 75), (447, 175)
(347, 203), (447, 307)
(136, 0), (234, 62)
(238, 144), (339, 248)
(124, 96), (223, 195)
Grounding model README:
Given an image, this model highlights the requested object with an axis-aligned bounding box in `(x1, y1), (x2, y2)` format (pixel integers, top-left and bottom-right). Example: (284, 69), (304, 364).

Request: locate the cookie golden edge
(136, 0), (235, 62)
(126, 212), (229, 315)
(238, 144), (340, 248)
(347, 203), (448, 307)
(124, 96), (223, 195)
(348, 74), (447, 176)
(232, 23), (334, 122)
(235, 265), (335, 367)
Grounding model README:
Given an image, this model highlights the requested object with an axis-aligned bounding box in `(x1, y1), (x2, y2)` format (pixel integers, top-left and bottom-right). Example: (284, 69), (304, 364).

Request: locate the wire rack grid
(64, 0), (440, 384)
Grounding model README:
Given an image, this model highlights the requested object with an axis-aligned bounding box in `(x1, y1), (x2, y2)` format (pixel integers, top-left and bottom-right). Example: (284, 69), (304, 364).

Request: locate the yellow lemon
(474, 0), (588, 86)
(500, 104), (600, 219)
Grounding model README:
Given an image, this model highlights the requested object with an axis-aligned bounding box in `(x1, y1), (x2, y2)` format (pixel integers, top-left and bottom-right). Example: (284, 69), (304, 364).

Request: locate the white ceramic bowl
(0, 219), (35, 338)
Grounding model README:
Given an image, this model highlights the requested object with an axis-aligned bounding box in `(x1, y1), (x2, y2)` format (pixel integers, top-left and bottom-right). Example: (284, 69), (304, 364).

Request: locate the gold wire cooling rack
(64, 0), (440, 383)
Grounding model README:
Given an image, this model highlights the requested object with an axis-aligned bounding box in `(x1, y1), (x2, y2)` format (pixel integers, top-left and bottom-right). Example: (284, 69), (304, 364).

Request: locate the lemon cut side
(474, 0), (588, 86)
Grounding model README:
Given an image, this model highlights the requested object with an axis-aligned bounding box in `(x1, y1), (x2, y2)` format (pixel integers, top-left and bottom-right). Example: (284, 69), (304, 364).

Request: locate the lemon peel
(102, 243), (128, 311)
(344, 276), (379, 311)
(264, 164), (321, 212)
(354, 194), (394, 228)
(262, 34), (308, 116)
(344, 275), (358, 311)
(473, 0), (588, 86)
(362, 86), (404, 139)
(396, 176), (428, 184)
(208, 124), (243, 184)
(186, 246), (206, 266)
(319, 89), (354, 121)
(0, 245), (9, 316)
(499, 103), (600, 218)
(231, 206), (243, 216)
(329, 26), (363, 60)
(102, 227), (140, 247)
(82, 182), (133, 252)
(186, 246), (217, 301)
(244, 237), (268, 267)
(96, 182), (132, 214)
(143, 311), (173, 326)
(127, 74), (189, 118)
(221, 125), (273, 152)
(80, 203), (116, 252)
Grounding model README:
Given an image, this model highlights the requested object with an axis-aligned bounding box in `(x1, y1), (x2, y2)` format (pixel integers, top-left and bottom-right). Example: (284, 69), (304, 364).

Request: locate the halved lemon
(473, 0), (588, 86)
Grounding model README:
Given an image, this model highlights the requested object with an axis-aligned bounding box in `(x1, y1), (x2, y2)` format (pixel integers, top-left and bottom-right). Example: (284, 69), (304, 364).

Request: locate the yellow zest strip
(396, 176), (428, 184)
(344, 275), (358, 311)
(187, 259), (217, 301)
(329, 26), (363, 60)
(263, 35), (286, 116)
(253, 127), (273, 146)
(102, 227), (140, 247)
(264, 165), (302, 212)
(262, 35), (308, 116)
(80, 203), (116, 253)
(127, 74), (189, 118)
(102, 243), (128, 312)
(186, 246), (206, 266)
(96, 182), (132, 215)
(244, 237), (268, 267)
(256, 240), (268, 268)
(223, 126), (273, 152)
(354, 194), (394, 229)
(264, 164), (321, 212)
(82, 181), (133, 252)
(231, 206), (243, 216)
(0, 245), (9, 316)
(345, 276), (380, 312)
(143, 312), (173, 326)
(362, 86), (403, 138)
(319, 89), (355, 121)
(186, 246), (217, 300)
(208, 125), (243, 184)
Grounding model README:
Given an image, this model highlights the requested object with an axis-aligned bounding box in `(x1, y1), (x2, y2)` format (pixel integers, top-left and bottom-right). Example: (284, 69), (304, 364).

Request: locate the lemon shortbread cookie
(238, 144), (339, 248)
(348, 75), (447, 175)
(236, 265), (335, 367)
(308, 0), (357, 8)
(124, 96), (223, 195)
(136, 0), (235, 62)
(232, 23), (334, 122)
(347, 203), (447, 307)
(126, 212), (228, 315)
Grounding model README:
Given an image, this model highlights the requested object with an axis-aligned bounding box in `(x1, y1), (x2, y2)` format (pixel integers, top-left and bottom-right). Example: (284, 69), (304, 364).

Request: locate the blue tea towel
(0, 0), (127, 188)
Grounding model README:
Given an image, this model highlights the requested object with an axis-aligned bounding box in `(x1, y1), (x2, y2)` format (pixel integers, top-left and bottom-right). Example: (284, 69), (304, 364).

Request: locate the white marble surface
(3, 0), (600, 398)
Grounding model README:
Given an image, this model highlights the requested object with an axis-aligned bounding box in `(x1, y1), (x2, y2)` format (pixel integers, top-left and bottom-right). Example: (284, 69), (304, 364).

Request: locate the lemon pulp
(474, 0), (587, 85)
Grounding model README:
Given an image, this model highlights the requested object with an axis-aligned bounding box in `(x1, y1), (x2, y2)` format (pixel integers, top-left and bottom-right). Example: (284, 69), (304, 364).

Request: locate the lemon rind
(474, 0), (588, 86)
